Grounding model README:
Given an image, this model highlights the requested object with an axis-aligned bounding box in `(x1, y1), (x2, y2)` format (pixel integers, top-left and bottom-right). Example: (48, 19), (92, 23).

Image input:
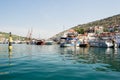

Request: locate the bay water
(0, 44), (120, 80)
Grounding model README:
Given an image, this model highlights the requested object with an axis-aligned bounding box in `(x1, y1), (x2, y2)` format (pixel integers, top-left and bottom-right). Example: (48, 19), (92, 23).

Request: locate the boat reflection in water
(60, 47), (120, 72)
(0, 44), (120, 80)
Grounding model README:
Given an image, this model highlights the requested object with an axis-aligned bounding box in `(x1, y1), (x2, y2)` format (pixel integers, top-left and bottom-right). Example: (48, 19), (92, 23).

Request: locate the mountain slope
(50, 14), (120, 40)
(0, 32), (25, 41)
(73, 14), (120, 29)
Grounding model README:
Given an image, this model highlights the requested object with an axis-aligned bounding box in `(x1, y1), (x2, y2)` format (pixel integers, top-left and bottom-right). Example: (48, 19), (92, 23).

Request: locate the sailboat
(26, 28), (36, 44)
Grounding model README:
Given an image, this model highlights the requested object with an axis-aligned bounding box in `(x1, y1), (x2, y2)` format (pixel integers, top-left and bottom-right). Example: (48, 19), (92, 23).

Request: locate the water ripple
(0, 44), (120, 80)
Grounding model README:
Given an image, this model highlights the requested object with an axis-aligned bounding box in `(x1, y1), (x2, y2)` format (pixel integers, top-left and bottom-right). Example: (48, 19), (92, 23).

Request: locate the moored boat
(60, 29), (79, 47)
(36, 40), (45, 45)
(45, 40), (54, 45)
(105, 40), (114, 48)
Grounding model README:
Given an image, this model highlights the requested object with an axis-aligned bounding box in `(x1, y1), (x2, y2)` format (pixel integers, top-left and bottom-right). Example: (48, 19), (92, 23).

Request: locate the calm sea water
(0, 44), (120, 80)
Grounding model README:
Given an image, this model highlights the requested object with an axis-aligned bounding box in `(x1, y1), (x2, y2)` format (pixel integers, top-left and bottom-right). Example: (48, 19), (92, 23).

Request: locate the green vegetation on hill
(0, 32), (25, 41)
(73, 14), (120, 33)
(50, 14), (120, 40)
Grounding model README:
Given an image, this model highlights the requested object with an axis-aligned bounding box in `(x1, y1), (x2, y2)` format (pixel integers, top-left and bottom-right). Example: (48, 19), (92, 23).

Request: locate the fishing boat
(88, 32), (115, 48)
(60, 37), (79, 47)
(60, 29), (79, 47)
(89, 38), (114, 48)
(45, 40), (54, 45)
(36, 40), (45, 45)
(89, 39), (104, 47)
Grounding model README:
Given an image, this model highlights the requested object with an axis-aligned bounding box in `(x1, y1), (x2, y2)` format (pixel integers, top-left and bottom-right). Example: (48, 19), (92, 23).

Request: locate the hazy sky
(0, 0), (120, 39)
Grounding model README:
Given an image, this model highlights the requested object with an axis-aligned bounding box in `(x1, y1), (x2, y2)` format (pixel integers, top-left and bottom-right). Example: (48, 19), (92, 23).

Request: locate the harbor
(0, 31), (120, 80)
(1, 0), (120, 80)
(57, 25), (120, 48)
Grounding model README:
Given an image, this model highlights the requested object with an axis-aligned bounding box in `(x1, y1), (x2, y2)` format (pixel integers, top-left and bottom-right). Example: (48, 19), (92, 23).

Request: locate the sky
(0, 0), (120, 39)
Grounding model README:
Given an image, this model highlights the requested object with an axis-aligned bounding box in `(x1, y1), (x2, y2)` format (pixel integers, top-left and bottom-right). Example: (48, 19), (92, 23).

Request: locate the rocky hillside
(50, 14), (120, 40)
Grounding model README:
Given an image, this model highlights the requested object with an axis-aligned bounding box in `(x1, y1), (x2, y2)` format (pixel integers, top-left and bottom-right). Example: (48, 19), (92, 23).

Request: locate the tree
(74, 28), (84, 34)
